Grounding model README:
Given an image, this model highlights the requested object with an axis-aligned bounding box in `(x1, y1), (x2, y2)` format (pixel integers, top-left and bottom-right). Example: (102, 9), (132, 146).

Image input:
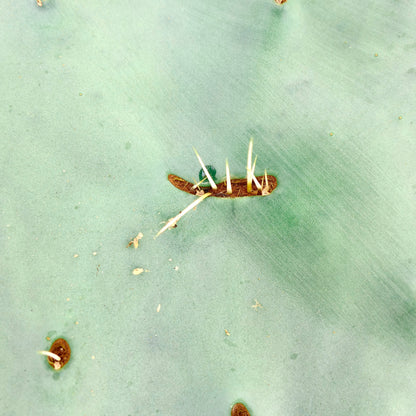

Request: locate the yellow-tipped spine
(191, 177), (208, 189)
(261, 169), (271, 195)
(225, 158), (232, 194)
(251, 155), (262, 190)
(193, 147), (218, 190)
(246, 138), (253, 193)
(155, 193), (211, 238)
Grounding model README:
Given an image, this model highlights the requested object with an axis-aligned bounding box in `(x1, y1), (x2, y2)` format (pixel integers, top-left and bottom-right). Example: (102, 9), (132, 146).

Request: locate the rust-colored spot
(48, 338), (71, 370)
(231, 402), (251, 416)
(168, 174), (277, 198)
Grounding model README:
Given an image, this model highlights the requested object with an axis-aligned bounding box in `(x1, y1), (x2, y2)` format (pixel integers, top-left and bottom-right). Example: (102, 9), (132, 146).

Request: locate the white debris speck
(157, 304), (161, 313)
(132, 268), (144, 275)
(127, 232), (144, 249)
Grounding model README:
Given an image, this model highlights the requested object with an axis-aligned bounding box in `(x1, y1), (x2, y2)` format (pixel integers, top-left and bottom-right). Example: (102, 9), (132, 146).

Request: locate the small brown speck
(47, 338), (71, 370)
(231, 402), (251, 416)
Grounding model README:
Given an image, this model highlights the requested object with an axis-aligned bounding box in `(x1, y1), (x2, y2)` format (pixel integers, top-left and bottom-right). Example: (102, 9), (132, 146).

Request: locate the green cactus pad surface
(1, 1), (416, 415)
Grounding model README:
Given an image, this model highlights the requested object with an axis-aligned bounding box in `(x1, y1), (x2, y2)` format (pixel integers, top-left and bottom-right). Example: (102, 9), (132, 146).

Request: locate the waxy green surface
(1, 1), (415, 414)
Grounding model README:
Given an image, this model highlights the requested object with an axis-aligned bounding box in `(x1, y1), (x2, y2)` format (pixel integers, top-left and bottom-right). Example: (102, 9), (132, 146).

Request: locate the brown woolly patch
(168, 174), (277, 198)
(48, 338), (71, 370)
(231, 402), (251, 416)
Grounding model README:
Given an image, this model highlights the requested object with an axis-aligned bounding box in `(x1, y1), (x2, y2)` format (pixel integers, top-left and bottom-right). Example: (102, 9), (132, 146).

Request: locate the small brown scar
(47, 338), (71, 370)
(231, 402), (251, 416)
(168, 174), (277, 198)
